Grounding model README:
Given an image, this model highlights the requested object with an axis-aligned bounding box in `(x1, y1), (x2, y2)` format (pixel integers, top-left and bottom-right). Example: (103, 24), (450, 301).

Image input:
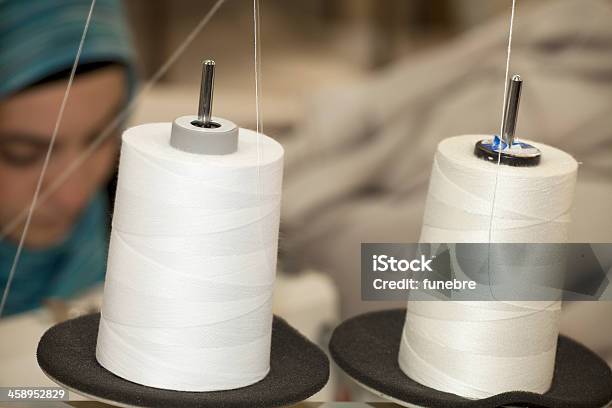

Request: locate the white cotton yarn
(420, 135), (578, 243)
(398, 134), (578, 399)
(95, 122), (284, 391)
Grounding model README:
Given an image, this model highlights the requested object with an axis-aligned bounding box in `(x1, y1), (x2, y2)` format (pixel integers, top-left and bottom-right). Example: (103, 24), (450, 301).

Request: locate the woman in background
(0, 0), (135, 317)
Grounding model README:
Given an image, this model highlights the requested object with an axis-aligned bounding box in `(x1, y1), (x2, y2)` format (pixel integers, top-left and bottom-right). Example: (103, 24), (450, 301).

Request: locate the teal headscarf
(0, 0), (136, 316)
(0, 0), (135, 98)
(0, 193), (110, 316)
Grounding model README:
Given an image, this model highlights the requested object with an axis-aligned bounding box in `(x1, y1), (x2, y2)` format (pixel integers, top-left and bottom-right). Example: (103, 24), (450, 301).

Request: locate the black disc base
(474, 139), (541, 167)
(37, 313), (329, 408)
(329, 308), (612, 408)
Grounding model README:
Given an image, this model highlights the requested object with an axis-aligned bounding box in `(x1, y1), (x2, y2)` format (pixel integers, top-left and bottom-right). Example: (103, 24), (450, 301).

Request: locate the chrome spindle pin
(501, 74), (522, 147)
(198, 59), (215, 127)
(473, 73), (540, 166)
(170, 59), (239, 155)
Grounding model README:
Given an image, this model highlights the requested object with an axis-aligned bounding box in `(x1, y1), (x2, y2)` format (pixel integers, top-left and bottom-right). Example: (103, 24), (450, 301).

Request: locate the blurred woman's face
(0, 65), (126, 248)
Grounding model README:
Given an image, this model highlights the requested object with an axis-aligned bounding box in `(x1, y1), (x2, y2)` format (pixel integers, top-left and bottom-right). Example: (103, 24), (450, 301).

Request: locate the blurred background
(1, 0), (611, 403)
(126, 0), (509, 130)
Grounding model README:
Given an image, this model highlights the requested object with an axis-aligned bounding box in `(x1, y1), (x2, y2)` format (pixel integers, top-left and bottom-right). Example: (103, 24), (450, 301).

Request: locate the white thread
(498, 0), (516, 142)
(96, 0), (275, 391)
(398, 135), (578, 399)
(254, 0), (263, 138)
(422, 136), (577, 243)
(95, 123), (284, 391)
(488, 0), (517, 245)
(0, 0), (97, 318)
(252, 0), (272, 272)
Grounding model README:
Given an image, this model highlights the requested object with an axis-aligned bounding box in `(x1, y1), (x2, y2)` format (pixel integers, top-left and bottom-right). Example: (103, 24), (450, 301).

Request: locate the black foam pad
(37, 313), (329, 408)
(330, 308), (612, 408)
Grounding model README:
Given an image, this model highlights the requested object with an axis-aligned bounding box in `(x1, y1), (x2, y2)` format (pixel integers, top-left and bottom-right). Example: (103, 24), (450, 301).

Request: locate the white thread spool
(398, 135), (578, 398)
(95, 121), (284, 391)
